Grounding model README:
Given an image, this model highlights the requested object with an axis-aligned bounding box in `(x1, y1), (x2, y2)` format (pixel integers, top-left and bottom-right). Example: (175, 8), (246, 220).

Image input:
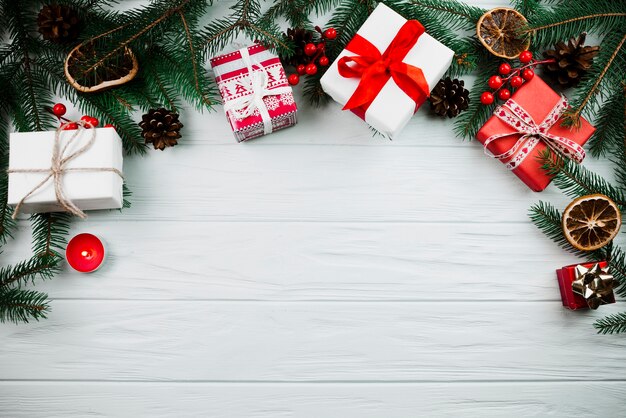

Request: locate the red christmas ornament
(519, 50), (533, 64)
(305, 63), (318, 75)
(52, 103), (66, 117)
(304, 43), (317, 56)
(288, 73), (300, 85)
(66, 233), (105, 273)
(318, 56), (329, 66)
(510, 75), (524, 88)
(498, 63), (511, 75)
(296, 64), (306, 75)
(522, 68), (535, 81)
(498, 88), (511, 100)
(323, 27), (337, 40)
(488, 75), (503, 89)
(480, 91), (495, 105)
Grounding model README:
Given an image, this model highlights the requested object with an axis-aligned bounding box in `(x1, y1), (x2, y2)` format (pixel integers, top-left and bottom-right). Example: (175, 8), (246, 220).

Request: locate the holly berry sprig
(287, 26), (337, 86)
(479, 51), (556, 105)
(46, 102), (115, 130)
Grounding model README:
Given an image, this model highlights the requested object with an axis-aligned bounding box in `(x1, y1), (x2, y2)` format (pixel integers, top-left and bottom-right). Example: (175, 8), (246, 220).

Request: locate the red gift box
(556, 261), (615, 310)
(476, 76), (595, 192)
(210, 44), (297, 142)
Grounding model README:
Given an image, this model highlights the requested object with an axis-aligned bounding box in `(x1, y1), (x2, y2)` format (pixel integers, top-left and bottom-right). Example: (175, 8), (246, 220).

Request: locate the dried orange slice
(476, 8), (530, 59)
(562, 194), (622, 251)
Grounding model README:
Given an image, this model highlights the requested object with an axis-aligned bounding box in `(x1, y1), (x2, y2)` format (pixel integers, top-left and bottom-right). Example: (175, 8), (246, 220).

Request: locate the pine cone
(37, 4), (81, 44)
(543, 33), (600, 88)
(139, 108), (183, 151)
(280, 27), (314, 68)
(428, 77), (470, 118)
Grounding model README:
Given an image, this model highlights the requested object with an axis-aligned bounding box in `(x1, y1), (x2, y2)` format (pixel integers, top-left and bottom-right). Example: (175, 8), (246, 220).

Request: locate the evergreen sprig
(594, 312), (626, 335)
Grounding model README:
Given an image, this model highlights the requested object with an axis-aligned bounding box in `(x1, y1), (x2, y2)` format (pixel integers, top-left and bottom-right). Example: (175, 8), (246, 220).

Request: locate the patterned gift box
(210, 44), (297, 142)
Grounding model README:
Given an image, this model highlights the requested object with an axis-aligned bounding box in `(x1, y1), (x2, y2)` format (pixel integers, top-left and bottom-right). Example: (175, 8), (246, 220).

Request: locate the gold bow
(572, 263), (615, 309)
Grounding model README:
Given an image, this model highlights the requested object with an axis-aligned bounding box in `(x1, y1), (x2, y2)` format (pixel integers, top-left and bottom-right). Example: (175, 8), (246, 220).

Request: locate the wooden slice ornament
(562, 194), (622, 251)
(477, 8), (531, 59)
(65, 35), (139, 93)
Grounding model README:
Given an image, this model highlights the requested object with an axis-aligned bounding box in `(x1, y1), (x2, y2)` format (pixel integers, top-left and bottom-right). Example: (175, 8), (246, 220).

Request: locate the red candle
(66, 233), (105, 273)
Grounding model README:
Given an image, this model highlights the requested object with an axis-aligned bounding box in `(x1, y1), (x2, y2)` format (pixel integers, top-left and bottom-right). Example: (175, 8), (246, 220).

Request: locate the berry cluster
(287, 27), (337, 86)
(479, 51), (553, 105)
(49, 102), (114, 130)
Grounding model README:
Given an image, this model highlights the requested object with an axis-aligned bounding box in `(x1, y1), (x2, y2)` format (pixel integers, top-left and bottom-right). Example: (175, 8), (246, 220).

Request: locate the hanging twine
(8, 120), (123, 219)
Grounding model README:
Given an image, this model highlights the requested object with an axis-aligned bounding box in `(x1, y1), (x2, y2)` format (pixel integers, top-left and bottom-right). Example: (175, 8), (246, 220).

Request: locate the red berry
(103, 124), (115, 129)
(89, 117), (99, 127)
(480, 91), (494, 105)
(510, 75), (524, 88)
(296, 64), (306, 75)
(521, 68), (534, 81)
(305, 63), (317, 75)
(81, 115), (98, 128)
(519, 50), (533, 64)
(304, 43), (317, 56)
(52, 103), (66, 117)
(288, 74), (300, 85)
(488, 75), (503, 89)
(498, 88), (511, 101)
(63, 122), (78, 130)
(323, 28), (337, 40)
(498, 63), (511, 75)
(318, 56), (329, 66)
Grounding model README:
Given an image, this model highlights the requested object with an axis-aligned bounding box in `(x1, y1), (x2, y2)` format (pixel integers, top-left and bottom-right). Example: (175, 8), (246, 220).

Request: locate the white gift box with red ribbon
(320, 3), (454, 138)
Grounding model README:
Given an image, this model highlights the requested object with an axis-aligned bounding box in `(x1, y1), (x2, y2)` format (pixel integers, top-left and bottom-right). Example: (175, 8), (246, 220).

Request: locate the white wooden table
(1, 1), (625, 416)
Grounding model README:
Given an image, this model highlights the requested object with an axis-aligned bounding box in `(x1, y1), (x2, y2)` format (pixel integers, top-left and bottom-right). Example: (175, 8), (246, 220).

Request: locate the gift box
(7, 126), (124, 216)
(320, 3), (454, 138)
(556, 261), (615, 310)
(210, 44), (297, 142)
(476, 76), (595, 192)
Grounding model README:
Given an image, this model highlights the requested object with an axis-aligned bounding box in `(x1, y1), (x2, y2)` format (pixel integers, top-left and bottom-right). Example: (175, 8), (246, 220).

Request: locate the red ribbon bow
(337, 20), (430, 113)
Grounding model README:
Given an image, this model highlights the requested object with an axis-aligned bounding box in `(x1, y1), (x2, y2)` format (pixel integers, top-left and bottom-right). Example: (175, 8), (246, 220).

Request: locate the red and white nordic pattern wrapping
(483, 96), (586, 170)
(210, 44), (297, 142)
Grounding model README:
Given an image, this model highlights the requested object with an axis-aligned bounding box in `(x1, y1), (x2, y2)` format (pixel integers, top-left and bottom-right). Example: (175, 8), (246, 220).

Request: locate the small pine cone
(280, 27), (315, 68)
(37, 4), (81, 44)
(139, 108), (183, 151)
(543, 33), (600, 88)
(428, 77), (470, 118)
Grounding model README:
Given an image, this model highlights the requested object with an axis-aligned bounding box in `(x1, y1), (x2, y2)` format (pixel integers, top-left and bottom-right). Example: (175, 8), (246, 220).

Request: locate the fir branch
(30, 213), (71, 259)
(0, 287), (50, 324)
(526, 13), (626, 36)
(588, 88), (625, 157)
(407, 0), (484, 31)
(179, 11), (213, 107)
(562, 32), (626, 128)
(594, 312), (626, 335)
(538, 151), (626, 208)
(0, 255), (59, 288)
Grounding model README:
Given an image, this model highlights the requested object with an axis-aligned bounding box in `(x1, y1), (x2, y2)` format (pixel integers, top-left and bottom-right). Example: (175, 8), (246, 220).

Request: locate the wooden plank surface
(1, 0), (624, 416)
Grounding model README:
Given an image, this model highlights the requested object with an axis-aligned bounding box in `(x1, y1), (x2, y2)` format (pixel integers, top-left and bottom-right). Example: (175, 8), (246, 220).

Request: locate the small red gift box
(556, 261), (615, 310)
(210, 44), (297, 142)
(476, 76), (595, 192)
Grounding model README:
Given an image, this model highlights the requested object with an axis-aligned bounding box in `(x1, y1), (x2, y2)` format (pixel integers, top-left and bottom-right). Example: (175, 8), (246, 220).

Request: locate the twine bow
(483, 96), (586, 170)
(572, 263), (615, 309)
(337, 20), (430, 112)
(223, 47), (291, 135)
(8, 121), (123, 219)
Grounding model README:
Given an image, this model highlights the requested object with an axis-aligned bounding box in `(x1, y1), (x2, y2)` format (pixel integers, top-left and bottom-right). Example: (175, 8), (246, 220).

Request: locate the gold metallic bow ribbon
(572, 263), (615, 309)
(8, 121), (124, 219)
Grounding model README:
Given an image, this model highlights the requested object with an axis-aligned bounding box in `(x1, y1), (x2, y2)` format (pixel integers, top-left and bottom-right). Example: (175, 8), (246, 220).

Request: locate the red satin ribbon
(337, 20), (430, 113)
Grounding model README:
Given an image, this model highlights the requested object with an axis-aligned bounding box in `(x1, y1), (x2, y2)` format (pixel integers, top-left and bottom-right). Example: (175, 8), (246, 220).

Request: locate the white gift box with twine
(7, 125), (124, 217)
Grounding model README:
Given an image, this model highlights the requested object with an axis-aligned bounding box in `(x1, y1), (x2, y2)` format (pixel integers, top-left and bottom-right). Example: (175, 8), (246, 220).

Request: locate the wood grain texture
(1, 0), (624, 415)
(1, 300), (624, 381)
(0, 221), (608, 301)
(1, 382), (625, 418)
